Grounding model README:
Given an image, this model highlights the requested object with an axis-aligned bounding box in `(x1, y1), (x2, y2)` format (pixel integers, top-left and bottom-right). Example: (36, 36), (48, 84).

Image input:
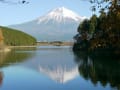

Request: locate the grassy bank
(0, 26), (36, 46)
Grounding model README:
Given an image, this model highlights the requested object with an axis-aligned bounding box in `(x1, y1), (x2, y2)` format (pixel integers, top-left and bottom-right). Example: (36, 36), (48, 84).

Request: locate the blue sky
(0, 0), (93, 26)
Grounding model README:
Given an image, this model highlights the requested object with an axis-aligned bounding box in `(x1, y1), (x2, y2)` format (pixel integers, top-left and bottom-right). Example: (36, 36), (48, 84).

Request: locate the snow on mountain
(9, 7), (86, 41)
(38, 7), (85, 23)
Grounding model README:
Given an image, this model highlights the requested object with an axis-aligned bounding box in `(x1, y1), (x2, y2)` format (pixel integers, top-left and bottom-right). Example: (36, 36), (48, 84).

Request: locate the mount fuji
(9, 7), (86, 41)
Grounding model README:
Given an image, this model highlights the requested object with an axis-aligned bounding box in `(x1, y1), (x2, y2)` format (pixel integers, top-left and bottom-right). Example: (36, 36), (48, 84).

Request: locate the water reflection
(0, 71), (3, 86)
(21, 46), (79, 84)
(74, 51), (120, 90)
(0, 47), (36, 88)
(39, 65), (78, 83)
(0, 46), (115, 90)
(0, 47), (36, 67)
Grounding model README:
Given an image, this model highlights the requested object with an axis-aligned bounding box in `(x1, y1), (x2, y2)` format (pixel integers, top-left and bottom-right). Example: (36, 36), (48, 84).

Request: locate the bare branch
(0, 0), (29, 4)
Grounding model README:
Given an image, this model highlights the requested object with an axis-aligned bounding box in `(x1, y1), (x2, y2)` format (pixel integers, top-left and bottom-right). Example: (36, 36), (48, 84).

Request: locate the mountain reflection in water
(21, 46), (79, 84)
(0, 46), (119, 90)
(74, 51), (120, 90)
(39, 65), (78, 83)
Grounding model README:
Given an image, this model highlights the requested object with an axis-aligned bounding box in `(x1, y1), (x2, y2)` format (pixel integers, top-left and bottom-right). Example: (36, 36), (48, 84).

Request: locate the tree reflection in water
(0, 71), (3, 86)
(0, 47), (36, 67)
(74, 51), (120, 90)
(0, 47), (36, 86)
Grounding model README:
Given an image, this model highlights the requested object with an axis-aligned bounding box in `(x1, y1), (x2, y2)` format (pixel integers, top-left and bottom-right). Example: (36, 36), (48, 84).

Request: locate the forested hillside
(0, 26), (36, 46)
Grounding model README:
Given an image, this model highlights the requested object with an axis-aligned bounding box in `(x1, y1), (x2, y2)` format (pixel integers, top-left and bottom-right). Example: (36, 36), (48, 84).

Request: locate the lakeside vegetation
(74, 51), (120, 89)
(73, 0), (120, 55)
(0, 26), (36, 46)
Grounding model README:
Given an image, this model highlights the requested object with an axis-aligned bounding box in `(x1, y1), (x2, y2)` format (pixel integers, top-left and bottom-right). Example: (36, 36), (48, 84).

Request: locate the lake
(0, 46), (120, 90)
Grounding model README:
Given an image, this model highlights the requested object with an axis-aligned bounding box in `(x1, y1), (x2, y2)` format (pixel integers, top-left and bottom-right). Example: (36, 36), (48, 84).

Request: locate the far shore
(8, 45), (37, 48)
(36, 41), (74, 46)
(7, 41), (74, 48)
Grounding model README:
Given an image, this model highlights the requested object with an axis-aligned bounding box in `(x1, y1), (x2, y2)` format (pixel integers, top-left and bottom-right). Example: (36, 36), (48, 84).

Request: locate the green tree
(78, 19), (90, 40)
(89, 14), (98, 35)
(73, 0), (120, 54)
(78, 19), (90, 34)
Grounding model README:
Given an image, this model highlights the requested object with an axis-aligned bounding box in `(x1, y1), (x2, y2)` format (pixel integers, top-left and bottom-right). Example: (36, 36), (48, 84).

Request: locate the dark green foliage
(78, 19), (90, 34)
(73, 1), (120, 55)
(78, 15), (98, 36)
(89, 15), (98, 34)
(0, 26), (36, 46)
(73, 40), (89, 51)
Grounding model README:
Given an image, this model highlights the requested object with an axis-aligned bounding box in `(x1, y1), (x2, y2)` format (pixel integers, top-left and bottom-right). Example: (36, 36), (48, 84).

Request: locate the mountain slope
(0, 26), (36, 46)
(37, 7), (84, 23)
(9, 7), (86, 41)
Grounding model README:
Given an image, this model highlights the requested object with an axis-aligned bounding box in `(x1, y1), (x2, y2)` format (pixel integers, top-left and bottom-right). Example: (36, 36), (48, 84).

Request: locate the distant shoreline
(36, 41), (74, 46)
(8, 45), (37, 48)
(7, 41), (73, 48)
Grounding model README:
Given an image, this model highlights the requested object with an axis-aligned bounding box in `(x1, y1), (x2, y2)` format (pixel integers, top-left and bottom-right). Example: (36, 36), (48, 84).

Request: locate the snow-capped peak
(38, 7), (86, 23)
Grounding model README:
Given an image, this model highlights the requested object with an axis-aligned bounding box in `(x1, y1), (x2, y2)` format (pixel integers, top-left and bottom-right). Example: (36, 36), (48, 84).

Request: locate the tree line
(73, 0), (120, 55)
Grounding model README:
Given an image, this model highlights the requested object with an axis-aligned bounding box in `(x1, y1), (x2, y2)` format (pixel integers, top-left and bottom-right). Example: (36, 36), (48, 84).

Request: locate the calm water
(0, 46), (120, 90)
